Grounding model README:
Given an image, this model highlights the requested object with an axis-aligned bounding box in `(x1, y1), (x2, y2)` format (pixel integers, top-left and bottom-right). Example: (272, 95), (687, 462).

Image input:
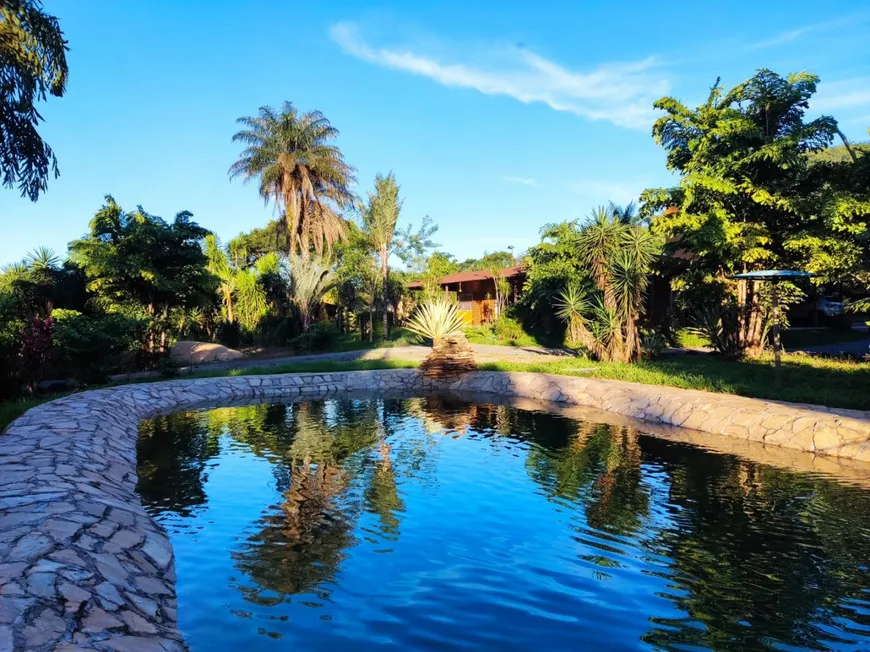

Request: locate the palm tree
(25, 247), (61, 270)
(555, 206), (659, 362)
(204, 234), (269, 331)
(229, 102), (356, 260)
(362, 173), (403, 337)
(288, 255), (334, 332)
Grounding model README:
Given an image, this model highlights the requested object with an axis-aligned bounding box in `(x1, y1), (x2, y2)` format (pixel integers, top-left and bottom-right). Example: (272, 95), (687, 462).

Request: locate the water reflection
(138, 396), (870, 651)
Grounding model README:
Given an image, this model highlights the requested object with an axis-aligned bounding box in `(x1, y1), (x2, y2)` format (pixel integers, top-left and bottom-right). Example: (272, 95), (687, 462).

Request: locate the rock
(58, 581), (91, 605)
(26, 573), (57, 598)
(109, 529), (143, 550)
(120, 609), (158, 634)
(419, 335), (476, 379)
(22, 608), (65, 648)
(82, 607), (123, 632)
(134, 577), (171, 597)
(170, 340), (243, 365)
(7, 533), (53, 562)
(95, 582), (124, 609)
(41, 518), (82, 542)
(141, 537), (172, 570)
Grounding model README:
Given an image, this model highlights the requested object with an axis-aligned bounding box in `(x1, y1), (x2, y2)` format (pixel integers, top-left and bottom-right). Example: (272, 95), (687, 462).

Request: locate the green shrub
(289, 321), (337, 353)
(0, 293), (25, 399)
(493, 317), (526, 344)
(52, 310), (143, 383)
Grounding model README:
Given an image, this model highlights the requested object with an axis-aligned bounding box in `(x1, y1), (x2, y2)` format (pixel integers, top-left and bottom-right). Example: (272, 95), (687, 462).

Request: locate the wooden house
(406, 266), (526, 326)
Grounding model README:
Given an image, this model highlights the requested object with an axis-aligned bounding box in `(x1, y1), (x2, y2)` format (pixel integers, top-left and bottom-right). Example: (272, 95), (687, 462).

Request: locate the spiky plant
(405, 298), (465, 345)
(289, 254), (334, 332)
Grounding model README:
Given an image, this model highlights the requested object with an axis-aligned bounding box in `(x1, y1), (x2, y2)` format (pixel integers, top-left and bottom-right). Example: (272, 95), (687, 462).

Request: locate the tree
(204, 234), (271, 332)
(288, 255), (333, 332)
(69, 196), (213, 351)
(229, 102), (356, 259)
(641, 70), (870, 356)
(362, 173), (403, 337)
(0, 0), (68, 201)
(519, 221), (592, 342)
(486, 261), (510, 319)
(554, 207), (659, 362)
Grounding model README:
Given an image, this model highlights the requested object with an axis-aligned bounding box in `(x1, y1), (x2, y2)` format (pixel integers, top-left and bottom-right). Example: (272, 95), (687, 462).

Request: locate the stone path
(108, 344), (577, 382)
(2, 369), (869, 650)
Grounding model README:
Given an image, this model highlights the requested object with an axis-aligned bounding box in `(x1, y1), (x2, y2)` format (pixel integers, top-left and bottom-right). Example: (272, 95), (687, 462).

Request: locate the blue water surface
(137, 396), (870, 651)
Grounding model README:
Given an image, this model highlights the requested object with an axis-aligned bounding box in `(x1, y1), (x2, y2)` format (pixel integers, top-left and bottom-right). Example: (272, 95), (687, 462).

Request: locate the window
(457, 293), (473, 311)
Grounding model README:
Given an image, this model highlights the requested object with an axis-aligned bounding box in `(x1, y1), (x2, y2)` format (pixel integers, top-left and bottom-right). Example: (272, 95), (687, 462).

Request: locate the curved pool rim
(2, 369), (870, 650)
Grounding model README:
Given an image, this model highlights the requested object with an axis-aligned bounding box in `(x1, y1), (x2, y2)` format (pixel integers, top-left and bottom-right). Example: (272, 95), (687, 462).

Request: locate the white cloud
(502, 176), (540, 187)
(568, 179), (643, 204)
(744, 28), (808, 51)
(811, 76), (870, 112)
(329, 22), (669, 130)
(744, 12), (870, 51)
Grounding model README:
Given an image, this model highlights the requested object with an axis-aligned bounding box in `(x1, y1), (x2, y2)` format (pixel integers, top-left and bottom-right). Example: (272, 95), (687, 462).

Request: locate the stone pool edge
(1, 369), (869, 651)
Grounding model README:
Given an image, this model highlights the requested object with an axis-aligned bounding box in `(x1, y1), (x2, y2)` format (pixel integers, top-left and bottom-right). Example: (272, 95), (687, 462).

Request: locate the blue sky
(1, 0), (868, 266)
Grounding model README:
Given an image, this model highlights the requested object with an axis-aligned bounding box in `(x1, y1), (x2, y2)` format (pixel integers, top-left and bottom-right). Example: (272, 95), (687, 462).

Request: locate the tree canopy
(0, 0), (68, 200)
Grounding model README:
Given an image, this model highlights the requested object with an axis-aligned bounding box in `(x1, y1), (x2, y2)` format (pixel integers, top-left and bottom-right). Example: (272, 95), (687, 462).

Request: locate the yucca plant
(404, 298), (465, 345)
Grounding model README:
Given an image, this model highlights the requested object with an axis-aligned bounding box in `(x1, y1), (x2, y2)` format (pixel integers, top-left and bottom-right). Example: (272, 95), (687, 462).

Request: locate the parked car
(815, 296), (844, 317)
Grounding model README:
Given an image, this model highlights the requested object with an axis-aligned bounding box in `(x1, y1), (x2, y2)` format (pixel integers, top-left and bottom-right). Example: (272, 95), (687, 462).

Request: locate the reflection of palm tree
(364, 440), (405, 538)
(229, 398), (387, 601)
(233, 461), (357, 603)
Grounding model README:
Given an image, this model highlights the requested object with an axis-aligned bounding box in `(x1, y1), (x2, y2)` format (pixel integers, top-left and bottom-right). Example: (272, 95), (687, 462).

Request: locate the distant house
(407, 266), (526, 326)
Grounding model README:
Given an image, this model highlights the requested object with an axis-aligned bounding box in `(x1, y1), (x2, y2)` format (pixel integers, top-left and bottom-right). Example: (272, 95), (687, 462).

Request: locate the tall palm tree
(229, 102), (356, 260)
(362, 173), (403, 337)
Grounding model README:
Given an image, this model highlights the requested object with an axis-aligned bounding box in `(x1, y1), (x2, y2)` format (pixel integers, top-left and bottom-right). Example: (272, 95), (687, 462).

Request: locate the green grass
(330, 327), (421, 352)
(780, 328), (868, 350)
(0, 397), (56, 433)
(5, 348), (869, 432)
(675, 328), (711, 349)
(464, 325), (544, 349)
(0, 359), (420, 432)
(478, 353), (870, 411)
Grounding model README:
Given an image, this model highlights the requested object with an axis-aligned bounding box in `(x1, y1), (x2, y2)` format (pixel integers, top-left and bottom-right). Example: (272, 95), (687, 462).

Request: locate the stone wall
(1, 369), (869, 650)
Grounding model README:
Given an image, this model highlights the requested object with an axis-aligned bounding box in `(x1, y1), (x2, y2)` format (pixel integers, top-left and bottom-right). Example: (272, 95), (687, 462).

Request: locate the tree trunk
(369, 301), (375, 343)
(737, 279), (765, 358)
(380, 247), (390, 338)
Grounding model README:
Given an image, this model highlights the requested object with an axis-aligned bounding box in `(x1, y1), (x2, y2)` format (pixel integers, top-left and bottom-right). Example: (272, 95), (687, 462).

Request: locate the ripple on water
(136, 397), (870, 651)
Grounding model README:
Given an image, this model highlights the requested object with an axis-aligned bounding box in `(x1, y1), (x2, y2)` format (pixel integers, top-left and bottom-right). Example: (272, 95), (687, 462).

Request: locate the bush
(52, 310), (143, 383)
(289, 321), (337, 353)
(217, 321), (242, 349)
(493, 317), (526, 344)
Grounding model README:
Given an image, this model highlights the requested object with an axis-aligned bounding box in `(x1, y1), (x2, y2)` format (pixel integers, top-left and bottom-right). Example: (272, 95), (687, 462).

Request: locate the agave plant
(405, 298), (465, 344)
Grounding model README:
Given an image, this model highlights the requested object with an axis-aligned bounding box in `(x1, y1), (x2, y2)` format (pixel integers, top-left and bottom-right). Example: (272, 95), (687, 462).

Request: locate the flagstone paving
(2, 370), (868, 650)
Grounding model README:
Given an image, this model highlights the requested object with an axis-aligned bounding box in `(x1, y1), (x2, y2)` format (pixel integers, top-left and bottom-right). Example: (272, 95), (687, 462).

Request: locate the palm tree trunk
(381, 245), (390, 338)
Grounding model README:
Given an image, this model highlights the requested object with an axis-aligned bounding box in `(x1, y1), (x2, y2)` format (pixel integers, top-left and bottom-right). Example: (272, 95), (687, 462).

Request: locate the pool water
(137, 396), (870, 651)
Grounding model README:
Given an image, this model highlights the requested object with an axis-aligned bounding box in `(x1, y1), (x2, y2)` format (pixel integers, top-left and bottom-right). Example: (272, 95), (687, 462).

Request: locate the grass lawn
(4, 350), (868, 433)
(479, 353), (870, 411)
(0, 359), (420, 432)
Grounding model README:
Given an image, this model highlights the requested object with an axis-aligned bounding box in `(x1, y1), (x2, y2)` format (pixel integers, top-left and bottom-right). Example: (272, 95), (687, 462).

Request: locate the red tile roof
(406, 265), (525, 290)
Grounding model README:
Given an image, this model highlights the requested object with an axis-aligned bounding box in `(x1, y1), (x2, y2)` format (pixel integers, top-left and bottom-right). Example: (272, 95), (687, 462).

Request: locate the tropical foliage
(0, 0), (68, 200)
(405, 298), (465, 343)
(553, 207), (660, 362)
(229, 102), (356, 259)
(641, 70), (870, 356)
